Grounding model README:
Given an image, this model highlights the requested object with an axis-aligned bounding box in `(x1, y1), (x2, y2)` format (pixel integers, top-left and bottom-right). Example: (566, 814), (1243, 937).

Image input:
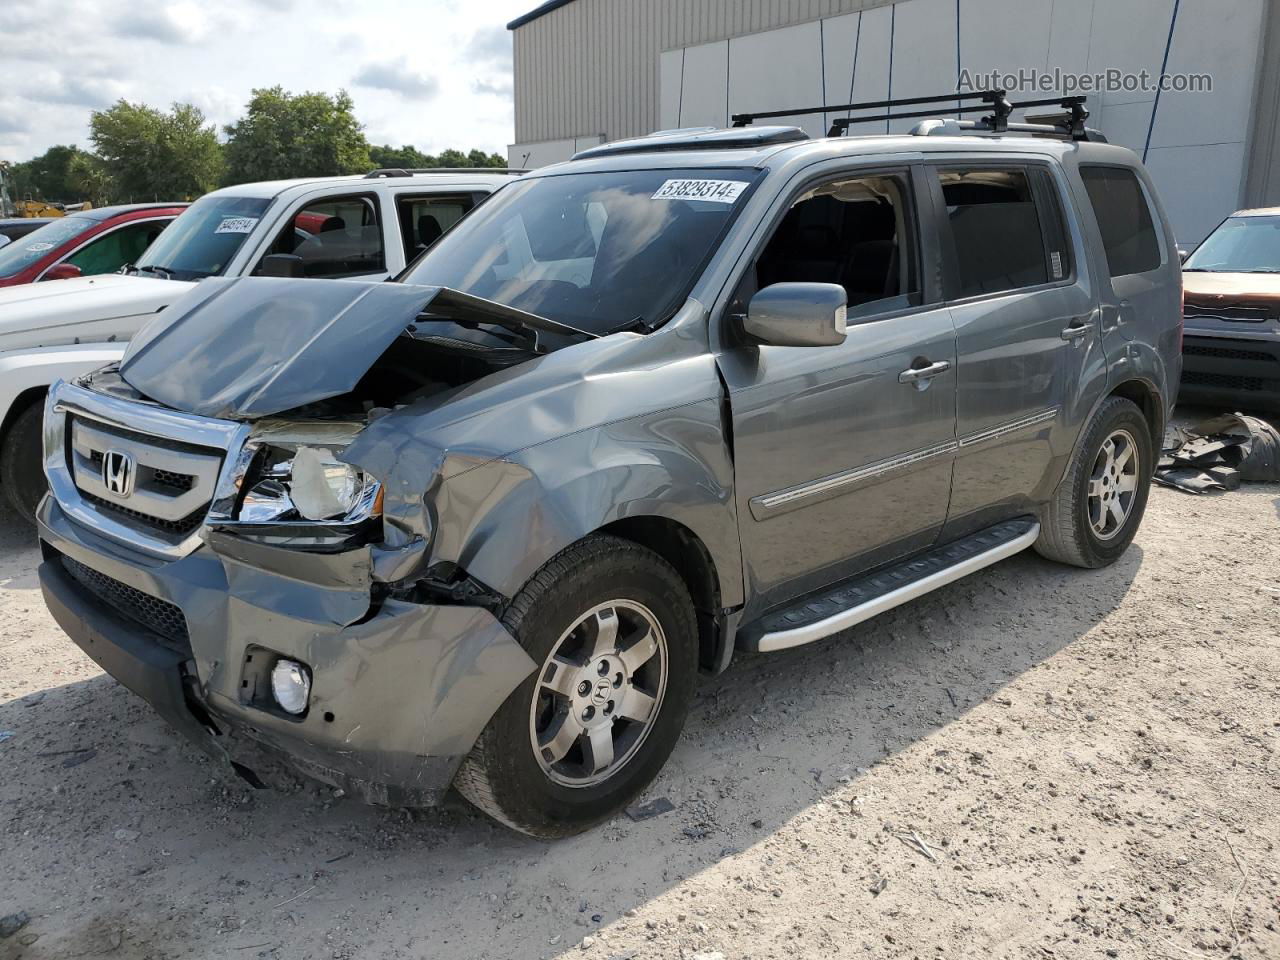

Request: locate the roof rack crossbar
(731, 89), (1004, 127)
(734, 89), (1094, 141)
(364, 167), (529, 178)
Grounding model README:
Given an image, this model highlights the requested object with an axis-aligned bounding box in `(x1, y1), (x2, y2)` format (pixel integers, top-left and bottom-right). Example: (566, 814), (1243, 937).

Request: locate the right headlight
(210, 442), (383, 550)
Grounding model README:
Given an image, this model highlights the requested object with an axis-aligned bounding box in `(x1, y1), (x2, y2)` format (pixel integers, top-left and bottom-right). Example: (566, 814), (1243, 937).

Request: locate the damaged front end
(35, 277), (574, 805)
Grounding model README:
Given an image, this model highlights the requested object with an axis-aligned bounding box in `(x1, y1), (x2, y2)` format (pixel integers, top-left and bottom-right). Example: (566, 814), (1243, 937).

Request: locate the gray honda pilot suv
(37, 105), (1182, 837)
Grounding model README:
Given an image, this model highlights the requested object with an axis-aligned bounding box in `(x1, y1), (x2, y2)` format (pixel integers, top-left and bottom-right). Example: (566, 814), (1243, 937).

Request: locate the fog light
(270, 659), (311, 715)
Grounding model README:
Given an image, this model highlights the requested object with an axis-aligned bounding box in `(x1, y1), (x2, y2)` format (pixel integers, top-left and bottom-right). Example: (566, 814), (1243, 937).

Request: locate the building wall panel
(679, 40), (731, 128)
(726, 21), (828, 139)
(510, 0), (1280, 243)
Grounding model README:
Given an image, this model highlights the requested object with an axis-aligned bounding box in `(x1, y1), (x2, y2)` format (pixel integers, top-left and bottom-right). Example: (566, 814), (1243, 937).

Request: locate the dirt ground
(1, 467), (1278, 960)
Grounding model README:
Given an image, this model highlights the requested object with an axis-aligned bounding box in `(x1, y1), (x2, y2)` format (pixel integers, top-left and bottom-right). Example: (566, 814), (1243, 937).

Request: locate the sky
(0, 0), (537, 164)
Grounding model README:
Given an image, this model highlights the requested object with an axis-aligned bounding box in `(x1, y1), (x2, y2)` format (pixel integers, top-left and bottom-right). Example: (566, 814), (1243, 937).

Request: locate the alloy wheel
(528, 600), (668, 788)
(1087, 428), (1140, 540)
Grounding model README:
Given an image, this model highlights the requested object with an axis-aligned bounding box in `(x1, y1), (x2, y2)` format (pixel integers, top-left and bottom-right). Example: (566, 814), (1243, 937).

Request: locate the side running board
(740, 517), (1040, 653)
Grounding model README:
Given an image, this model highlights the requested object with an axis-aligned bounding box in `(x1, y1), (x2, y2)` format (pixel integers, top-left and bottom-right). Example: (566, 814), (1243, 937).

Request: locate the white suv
(0, 169), (520, 519)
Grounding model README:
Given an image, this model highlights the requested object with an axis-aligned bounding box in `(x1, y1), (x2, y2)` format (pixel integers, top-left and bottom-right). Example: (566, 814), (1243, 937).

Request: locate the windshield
(1184, 215), (1280, 273)
(401, 168), (763, 334)
(0, 216), (94, 277)
(133, 195), (272, 280)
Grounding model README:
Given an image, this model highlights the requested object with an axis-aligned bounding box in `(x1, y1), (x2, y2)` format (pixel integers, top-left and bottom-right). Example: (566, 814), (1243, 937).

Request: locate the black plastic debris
(624, 796), (675, 822)
(1154, 413), (1280, 493)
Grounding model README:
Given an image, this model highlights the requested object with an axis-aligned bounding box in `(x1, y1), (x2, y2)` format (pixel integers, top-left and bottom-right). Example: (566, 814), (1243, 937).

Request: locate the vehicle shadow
(0, 541), (1143, 959)
(0, 500), (39, 593)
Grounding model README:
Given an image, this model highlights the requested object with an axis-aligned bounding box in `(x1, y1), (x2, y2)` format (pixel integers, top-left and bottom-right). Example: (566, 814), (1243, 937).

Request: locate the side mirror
(41, 263), (82, 282)
(743, 282), (847, 347)
(261, 253), (305, 279)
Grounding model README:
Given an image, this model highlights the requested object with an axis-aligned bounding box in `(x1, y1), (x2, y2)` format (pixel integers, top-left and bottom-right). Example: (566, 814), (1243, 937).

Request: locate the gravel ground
(1, 471), (1278, 960)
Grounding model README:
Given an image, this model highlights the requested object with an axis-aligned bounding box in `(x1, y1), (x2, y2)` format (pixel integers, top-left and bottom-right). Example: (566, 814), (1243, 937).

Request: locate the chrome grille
(46, 380), (251, 561)
(69, 417), (223, 543)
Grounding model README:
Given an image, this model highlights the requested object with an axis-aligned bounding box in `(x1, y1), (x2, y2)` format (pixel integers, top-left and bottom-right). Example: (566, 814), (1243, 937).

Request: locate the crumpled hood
(120, 276), (439, 419)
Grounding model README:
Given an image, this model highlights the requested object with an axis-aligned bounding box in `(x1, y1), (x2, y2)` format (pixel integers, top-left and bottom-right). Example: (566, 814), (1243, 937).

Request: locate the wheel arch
(1106, 376), (1165, 446)
(598, 515), (729, 674)
(0, 385), (48, 446)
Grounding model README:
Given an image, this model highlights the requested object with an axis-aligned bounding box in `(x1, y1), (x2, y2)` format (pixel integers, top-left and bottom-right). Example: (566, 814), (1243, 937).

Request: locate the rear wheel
(453, 535), (697, 837)
(1, 401), (47, 523)
(1035, 396), (1153, 568)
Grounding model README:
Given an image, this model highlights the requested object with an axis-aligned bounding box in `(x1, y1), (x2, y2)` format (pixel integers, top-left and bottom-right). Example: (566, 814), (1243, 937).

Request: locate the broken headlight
(241, 445), (378, 523)
(210, 443), (383, 551)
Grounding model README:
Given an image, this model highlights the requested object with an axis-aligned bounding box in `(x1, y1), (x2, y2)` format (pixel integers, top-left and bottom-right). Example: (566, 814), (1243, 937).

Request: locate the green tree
(224, 87), (370, 184)
(67, 153), (118, 207)
(466, 148), (507, 168)
(8, 145), (87, 202)
(368, 144), (433, 169)
(368, 144), (507, 170)
(89, 100), (224, 200)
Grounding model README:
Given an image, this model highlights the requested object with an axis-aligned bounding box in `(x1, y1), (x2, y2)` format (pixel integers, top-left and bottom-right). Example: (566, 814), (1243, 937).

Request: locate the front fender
(0, 344), (126, 426)
(429, 396), (744, 609)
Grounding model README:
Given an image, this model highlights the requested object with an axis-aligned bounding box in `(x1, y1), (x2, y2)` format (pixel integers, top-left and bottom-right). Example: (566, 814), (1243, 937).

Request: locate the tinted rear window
(936, 168), (1049, 298)
(1080, 166), (1162, 277)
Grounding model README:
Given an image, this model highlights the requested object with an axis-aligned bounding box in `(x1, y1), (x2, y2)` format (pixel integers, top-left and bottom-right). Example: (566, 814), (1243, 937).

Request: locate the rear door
(717, 164), (958, 614)
(931, 160), (1105, 540)
(1076, 163), (1179, 392)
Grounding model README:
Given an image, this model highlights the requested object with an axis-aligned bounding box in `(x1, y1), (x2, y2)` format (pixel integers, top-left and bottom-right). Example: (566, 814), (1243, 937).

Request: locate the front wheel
(1, 401), (48, 523)
(453, 535), (698, 837)
(1035, 396), (1153, 568)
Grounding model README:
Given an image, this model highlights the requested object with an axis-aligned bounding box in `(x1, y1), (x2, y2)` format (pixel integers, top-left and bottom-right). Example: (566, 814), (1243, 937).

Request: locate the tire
(1, 401), (47, 523)
(1035, 396), (1153, 568)
(453, 535), (698, 838)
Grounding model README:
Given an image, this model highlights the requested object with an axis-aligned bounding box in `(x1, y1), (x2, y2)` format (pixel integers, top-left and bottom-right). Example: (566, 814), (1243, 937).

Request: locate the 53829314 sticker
(214, 217), (259, 235)
(25, 242), (55, 252)
(651, 179), (749, 204)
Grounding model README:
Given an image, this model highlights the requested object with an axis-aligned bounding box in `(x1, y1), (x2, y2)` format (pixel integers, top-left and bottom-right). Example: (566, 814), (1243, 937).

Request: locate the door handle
(1060, 320), (1091, 340)
(898, 360), (952, 384)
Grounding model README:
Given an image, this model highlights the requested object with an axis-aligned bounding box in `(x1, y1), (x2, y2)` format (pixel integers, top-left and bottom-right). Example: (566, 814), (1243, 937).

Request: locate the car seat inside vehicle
(755, 176), (913, 310)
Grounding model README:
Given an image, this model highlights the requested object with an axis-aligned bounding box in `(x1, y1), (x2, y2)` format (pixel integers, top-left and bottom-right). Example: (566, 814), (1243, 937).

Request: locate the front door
(929, 162), (1106, 540)
(717, 167), (958, 615)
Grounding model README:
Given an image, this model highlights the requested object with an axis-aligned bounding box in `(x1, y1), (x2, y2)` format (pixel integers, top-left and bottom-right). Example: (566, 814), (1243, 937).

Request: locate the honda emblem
(102, 449), (135, 498)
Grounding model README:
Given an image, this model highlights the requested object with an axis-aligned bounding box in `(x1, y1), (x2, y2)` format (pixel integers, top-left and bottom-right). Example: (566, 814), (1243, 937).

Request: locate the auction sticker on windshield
(214, 217), (259, 235)
(651, 179), (748, 204)
(26, 242), (55, 252)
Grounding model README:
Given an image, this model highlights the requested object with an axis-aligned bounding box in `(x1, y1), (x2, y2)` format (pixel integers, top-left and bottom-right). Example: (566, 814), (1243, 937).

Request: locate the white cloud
(353, 58), (440, 100)
(110, 1), (212, 44)
(0, 0), (529, 163)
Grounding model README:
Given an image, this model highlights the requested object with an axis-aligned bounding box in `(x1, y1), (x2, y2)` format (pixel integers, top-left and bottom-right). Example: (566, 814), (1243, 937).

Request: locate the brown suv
(1181, 208), (1280, 412)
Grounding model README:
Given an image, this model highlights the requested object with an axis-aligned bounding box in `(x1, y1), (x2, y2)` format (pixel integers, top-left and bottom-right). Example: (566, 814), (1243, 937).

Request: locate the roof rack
(731, 90), (1099, 141)
(364, 168), (529, 179)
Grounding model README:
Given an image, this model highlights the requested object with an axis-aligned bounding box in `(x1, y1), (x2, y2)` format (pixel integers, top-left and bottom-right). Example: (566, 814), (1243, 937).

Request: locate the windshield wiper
(605, 316), (657, 335)
(134, 264), (174, 279)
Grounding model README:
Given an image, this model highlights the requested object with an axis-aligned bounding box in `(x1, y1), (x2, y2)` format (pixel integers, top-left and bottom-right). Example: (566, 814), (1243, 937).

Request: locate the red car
(0, 203), (188, 287)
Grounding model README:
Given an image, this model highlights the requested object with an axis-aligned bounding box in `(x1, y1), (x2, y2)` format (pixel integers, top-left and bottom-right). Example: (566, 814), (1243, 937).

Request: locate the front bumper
(1180, 331), (1280, 412)
(38, 496), (536, 807)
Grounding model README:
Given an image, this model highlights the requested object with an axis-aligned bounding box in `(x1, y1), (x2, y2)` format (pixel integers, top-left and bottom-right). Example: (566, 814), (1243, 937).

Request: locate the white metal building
(507, 0), (1280, 246)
